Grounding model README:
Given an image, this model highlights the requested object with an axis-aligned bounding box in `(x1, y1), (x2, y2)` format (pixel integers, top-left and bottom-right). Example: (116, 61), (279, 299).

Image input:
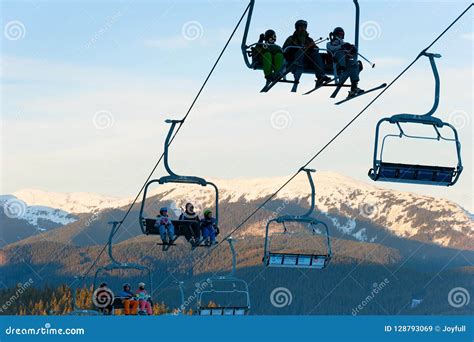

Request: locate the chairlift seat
(249, 45), (338, 74)
(143, 218), (201, 238)
(266, 252), (331, 269)
(198, 307), (249, 316)
(369, 162), (456, 186)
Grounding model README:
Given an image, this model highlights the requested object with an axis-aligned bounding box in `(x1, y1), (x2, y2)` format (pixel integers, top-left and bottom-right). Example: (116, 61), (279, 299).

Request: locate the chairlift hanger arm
(93, 264), (152, 290)
(227, 237), (236, 277)
(390, 52), (442, 124)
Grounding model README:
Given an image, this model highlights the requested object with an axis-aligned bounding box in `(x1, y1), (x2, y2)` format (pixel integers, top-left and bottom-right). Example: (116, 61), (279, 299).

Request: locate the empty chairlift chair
(139, 119), (219, 250)
(368, 52), (463, 186)
(263, 168), (332, 269)
(196, 237), (251, 316)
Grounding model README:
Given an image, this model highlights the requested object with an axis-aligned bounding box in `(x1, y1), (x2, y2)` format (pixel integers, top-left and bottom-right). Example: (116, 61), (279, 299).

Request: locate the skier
(155, 207), (175, 244)
(135, 282), (152, 315)
(201, 209), (218, 246)
(283, 20), (330, 92)
(326, 26), (364, 98)
(255, 29), (285, 86)
(179, 202), (201, 244)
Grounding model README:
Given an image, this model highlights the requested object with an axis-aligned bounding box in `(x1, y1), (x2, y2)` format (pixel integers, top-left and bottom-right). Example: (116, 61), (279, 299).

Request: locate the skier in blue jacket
(326, 26), (364, 98)
(201, 209), (218, 246)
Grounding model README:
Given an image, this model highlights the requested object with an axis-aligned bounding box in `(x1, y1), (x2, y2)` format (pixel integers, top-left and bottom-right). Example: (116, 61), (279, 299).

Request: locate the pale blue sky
(1, 0), (473, 210)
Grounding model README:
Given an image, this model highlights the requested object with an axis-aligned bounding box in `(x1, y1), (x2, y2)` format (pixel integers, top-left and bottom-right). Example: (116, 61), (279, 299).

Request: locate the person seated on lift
(118, 283), (139, 315)
(155, 207), (175, 244)
(256, 29), (284, 86)
(135, 282), (153, 315)
(179, 202), (200, 244)
(201, 209), (218, 246)
(283, 19), (331, 92)
(326, 26), (364, 98)
(179, 202), (200, 221)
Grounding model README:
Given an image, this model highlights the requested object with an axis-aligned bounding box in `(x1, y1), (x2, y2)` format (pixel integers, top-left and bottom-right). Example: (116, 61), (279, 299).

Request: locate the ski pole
(358, 53), (375, 68)
(314, 37), (329, 45)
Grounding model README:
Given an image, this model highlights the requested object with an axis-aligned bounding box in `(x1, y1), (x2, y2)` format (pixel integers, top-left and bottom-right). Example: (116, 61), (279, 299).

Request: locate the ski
(330, 76), (349, 98)
(260, 69), (296, 93)
(334, 83), (387, 105)
(303, 77), (335, 95)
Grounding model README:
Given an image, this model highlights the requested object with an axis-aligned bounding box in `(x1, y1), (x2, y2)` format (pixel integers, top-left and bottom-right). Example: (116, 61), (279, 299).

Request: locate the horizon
(4, 169), (474, 214)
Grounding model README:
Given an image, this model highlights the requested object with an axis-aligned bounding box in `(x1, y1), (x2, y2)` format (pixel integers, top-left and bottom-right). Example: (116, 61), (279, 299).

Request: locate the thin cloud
(460, 32), (473, 41)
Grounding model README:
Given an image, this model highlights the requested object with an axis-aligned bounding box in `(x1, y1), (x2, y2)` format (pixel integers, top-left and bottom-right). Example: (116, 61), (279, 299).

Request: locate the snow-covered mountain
(0, 195), (77, 230)
(3, 171), (473, 250)
(0, 195), (79, 246)
(10, 189), (129, 214)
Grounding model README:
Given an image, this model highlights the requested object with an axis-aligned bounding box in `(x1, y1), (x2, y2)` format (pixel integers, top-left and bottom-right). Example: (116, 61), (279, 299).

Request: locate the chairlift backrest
(196, 238), (251, 314)
(263, 169), (332, 268)
(368, 52), (463, 186)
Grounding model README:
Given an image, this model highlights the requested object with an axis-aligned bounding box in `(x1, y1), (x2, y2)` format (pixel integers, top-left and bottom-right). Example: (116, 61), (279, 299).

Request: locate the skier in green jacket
(255, 29), (285, 86)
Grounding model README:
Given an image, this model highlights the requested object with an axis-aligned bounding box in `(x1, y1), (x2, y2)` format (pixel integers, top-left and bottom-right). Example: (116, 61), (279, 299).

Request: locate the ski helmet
(333, 27), (345, 38)
(295, 20), (308, 30)
(264, 29), (276, 42)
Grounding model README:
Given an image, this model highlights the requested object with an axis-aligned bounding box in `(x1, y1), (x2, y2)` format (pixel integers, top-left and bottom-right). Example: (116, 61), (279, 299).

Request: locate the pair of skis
(260, 68), (386, 105)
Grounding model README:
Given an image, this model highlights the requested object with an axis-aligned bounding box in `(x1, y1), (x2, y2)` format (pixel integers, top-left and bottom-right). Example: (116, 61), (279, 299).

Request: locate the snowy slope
(0, 195), (77, 232)
(6, 172), (473, 249)
(11, 189), (129, 214)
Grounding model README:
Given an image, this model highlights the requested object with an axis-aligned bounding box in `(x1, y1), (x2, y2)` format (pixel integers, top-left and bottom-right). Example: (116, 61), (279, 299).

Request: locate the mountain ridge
(5, 171), (472, 250)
